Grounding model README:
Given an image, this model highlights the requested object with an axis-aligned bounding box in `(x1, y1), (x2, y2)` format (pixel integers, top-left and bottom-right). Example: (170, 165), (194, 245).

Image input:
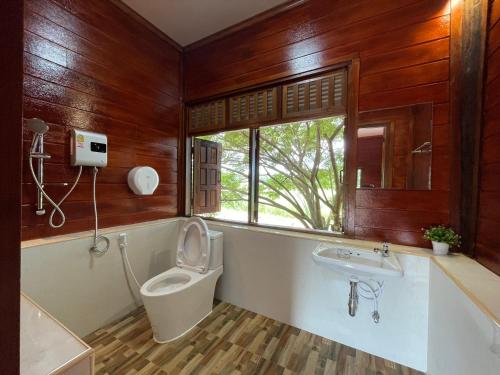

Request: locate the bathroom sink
(312, 245), (404, 278)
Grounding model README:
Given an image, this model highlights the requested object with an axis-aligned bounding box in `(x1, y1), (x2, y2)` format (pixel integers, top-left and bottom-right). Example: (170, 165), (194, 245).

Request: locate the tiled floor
(84, 302), (424, 375)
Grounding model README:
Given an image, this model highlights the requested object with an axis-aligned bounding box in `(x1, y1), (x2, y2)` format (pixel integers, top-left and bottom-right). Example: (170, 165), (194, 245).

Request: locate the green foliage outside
(198, 116), (346, 232)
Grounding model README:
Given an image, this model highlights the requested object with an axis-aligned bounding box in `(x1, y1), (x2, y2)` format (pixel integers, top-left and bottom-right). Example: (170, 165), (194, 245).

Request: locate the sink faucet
(374, 242), (390, 257)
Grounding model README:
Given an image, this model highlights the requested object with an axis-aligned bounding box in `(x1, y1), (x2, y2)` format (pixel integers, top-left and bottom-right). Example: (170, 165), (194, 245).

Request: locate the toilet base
(152, 308), (213, 344)
(141, 266), (223, 343)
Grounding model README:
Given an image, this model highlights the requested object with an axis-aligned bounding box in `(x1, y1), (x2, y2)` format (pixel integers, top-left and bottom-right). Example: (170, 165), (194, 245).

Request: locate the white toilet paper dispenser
(128, 166), (159, 195)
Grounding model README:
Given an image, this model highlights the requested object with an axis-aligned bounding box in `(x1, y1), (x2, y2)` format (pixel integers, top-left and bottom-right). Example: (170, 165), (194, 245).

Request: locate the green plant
(423, 225), (461, 247)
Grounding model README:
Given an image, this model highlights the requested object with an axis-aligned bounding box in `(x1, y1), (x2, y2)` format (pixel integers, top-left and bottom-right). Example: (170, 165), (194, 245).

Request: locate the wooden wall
(0, 0), (23, 372)
(184, 0), (451, 247)
(476, 0), (500, 275)
(22, 0), (182, 240)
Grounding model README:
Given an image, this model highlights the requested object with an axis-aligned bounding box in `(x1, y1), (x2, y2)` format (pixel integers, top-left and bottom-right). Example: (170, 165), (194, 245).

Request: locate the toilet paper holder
(128, 166), (160, 195)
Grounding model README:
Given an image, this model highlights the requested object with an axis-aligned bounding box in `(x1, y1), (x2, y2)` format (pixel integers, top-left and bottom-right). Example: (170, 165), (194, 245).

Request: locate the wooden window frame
(282, 70), (347, 119)
(228, 88), (280, 128)
(188, 99), (226, 134)
(185, 56), (360, 239)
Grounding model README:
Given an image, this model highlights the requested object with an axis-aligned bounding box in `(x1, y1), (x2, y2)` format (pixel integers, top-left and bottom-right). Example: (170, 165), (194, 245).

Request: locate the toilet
(140, 217), (223, 343)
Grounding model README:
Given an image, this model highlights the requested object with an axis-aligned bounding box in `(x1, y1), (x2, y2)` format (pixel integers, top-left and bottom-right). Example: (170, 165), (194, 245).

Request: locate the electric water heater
(71, 129), (108, 167)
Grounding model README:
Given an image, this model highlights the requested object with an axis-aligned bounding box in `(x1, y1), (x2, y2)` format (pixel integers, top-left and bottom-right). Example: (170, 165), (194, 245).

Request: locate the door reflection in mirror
(356, 103), (432, 190)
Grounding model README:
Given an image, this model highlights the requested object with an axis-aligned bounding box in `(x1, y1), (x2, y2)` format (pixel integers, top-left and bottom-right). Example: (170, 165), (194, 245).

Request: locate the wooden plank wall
(0, 0), (23, 372)
(184, 0), (451, 247)
(22, 0), (182, 240)
(476, 0), (500, 275)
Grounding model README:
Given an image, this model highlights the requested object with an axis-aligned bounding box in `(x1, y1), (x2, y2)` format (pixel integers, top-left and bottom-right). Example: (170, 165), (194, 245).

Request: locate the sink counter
(432, 254), (500, 326)
(21, 293), (94, 375)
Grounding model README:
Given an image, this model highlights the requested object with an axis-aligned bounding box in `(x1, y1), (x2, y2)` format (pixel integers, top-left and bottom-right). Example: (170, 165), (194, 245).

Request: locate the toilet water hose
(120, 241), (142, 289)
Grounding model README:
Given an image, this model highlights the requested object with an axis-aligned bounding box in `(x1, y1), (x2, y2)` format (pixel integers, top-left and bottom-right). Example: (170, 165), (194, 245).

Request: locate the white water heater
(70, 129), (108, 167)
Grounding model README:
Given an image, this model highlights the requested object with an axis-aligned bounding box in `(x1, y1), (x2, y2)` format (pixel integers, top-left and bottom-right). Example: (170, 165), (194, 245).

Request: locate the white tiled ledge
(205, 220), (432, 257)
(432, 254), (500, 326)
(21, 217), (432, 257)
(21, 218), (180, 249)
(21, 293), (94, 375)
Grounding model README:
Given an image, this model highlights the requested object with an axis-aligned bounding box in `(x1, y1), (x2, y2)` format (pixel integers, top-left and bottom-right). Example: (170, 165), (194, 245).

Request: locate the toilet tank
(208, 230), (223, 269)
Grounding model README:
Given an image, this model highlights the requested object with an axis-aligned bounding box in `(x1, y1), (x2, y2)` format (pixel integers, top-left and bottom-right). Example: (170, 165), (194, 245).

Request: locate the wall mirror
(356, 103), (432, 190)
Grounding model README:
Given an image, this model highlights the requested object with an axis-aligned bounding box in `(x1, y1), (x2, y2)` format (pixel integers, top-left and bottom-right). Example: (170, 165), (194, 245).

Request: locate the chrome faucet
(374, 242), (390, 257)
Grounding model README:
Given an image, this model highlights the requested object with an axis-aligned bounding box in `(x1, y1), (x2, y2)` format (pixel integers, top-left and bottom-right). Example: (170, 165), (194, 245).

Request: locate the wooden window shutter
(282, 69), (347, 119)
(188, 100), (226, 134)
(193, 139), (222, 214)
(229, 87), (278, 127)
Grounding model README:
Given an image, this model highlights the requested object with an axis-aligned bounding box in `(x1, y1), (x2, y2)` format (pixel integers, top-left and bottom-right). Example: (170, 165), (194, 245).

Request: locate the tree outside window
(195, 115), (346, 233)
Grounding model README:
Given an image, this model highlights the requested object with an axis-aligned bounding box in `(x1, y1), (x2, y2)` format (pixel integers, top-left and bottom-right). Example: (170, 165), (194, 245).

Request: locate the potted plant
(423, 225), (461, 255)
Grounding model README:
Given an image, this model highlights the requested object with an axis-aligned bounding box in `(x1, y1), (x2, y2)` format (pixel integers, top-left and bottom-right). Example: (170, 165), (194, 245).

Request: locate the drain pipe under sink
(348, 276), (383, 323)
(348, 276), (359, 317)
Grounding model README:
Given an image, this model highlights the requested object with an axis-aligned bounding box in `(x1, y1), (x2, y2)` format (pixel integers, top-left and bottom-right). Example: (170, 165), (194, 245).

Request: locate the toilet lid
(176, 217), (210, 274)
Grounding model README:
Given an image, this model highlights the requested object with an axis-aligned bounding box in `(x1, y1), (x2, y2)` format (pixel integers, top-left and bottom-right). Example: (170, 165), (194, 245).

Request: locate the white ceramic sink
(312, 244), (404, 278)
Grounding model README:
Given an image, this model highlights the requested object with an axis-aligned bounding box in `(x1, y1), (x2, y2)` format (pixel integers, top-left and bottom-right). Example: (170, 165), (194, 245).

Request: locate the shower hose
(29, 148), (82, 229)
(29, 152), (109, 254)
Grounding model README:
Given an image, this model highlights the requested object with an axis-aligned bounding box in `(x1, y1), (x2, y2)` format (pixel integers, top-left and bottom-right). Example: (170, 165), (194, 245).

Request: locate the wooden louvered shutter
(193, 139), (221, 214)
(282, 69), (347, 119)
(188, 100), (226, 134)
(229, 87), (278, 127)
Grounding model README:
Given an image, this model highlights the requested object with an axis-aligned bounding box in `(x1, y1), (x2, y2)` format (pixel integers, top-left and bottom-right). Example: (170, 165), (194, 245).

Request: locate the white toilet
(140, 217), (223, 343)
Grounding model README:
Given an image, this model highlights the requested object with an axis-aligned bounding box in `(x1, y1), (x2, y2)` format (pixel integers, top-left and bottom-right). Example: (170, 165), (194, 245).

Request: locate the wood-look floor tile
(84, 302), (423, 375)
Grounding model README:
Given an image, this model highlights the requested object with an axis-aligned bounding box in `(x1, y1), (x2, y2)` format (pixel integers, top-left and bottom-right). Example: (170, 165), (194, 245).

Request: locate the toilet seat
(176, 217), (211, 274)
(140, 266), (220, 298)
(143, 272), (192, 295)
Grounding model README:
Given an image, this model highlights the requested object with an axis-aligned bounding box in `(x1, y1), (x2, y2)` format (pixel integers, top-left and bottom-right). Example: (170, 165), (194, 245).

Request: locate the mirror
(356, 103), (432, 190)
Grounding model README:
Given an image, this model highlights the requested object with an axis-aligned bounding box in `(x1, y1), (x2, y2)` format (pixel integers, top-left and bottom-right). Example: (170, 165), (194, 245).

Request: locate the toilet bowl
(140, 217), (223, 343)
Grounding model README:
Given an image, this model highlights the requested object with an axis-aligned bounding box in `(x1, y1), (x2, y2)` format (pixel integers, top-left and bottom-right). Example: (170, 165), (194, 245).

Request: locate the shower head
(27, 118), (51, 157)
(27, 118), (49, 135)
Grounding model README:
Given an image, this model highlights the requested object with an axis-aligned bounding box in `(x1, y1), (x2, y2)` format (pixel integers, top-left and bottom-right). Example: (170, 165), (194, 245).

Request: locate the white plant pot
(432, 241), (450, 256)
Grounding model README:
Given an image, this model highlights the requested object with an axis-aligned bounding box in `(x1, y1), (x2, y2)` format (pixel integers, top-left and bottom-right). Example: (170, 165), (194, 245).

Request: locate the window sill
(199, 217), (431, 257)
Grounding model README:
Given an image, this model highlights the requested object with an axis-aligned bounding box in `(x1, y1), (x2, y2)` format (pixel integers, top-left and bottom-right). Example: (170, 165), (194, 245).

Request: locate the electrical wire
(90, 166), (110, 255)
(29, 140), (83, 229)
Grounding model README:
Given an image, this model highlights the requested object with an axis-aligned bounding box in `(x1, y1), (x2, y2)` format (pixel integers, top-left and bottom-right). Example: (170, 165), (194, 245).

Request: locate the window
(193, 130), (249, 222)
(257, 116), (346, 232)
(188, 67), (349, 234)
(191, 116), (346, 233)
